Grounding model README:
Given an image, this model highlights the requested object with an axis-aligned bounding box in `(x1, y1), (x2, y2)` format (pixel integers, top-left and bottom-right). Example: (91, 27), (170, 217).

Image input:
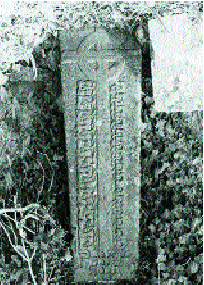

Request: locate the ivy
(140, 111), (203, 283)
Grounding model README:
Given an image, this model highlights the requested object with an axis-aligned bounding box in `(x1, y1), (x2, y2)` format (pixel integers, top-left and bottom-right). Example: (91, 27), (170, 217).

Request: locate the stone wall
(149, 14), (203, 113)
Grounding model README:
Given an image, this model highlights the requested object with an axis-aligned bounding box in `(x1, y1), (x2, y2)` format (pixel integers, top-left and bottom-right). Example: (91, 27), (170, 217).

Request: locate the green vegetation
(0, 1), (202, 283)
(139, 111), (203, 284)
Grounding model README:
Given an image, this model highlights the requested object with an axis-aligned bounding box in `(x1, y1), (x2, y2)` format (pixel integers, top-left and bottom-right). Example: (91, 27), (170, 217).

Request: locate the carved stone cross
(60, 27), (141, 282)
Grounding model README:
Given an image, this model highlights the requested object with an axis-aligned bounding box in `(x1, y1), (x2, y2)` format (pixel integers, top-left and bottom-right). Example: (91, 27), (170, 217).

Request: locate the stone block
(60, 27), (141, 282)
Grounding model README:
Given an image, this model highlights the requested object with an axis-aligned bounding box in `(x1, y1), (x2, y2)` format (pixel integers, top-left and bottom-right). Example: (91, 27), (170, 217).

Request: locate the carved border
(75, 80), (98, 271)
(110, 81), (125, 276)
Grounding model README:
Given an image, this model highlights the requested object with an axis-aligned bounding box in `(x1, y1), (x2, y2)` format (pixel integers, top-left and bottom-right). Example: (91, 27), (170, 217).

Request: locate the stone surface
(149, 14), (203, 112)
(60, 27), (142, 282)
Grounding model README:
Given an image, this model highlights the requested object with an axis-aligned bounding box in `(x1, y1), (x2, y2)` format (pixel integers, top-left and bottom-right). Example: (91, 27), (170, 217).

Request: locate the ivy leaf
(5, 171), (12, 187)
(178, 276), (188, 283)
(167, 279), (176, 284)
(191, 261), (198, 273)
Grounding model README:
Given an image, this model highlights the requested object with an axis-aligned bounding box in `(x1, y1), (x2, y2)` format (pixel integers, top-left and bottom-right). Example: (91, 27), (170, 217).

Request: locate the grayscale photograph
(0, 1), (202, 283)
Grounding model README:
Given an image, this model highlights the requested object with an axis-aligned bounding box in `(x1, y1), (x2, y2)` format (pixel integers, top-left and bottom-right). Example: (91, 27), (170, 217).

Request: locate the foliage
(0, 32), (71, 282)
(0, 2), (203, 283)
(0, 1), (202, 74)
(0, 203), (71, 283)
(0, 85), (72, 282)
(139, 111), (203, 284)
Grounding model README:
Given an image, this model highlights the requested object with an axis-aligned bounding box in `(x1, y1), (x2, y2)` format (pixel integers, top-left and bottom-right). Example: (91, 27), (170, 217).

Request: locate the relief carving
(77, 31), (125, 79)
(76, 80), (98, 263)
(110, 81), (125, 269)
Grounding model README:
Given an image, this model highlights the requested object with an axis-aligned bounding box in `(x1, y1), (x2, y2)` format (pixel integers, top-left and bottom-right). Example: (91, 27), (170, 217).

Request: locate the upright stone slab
(60, 27), (142, 282)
